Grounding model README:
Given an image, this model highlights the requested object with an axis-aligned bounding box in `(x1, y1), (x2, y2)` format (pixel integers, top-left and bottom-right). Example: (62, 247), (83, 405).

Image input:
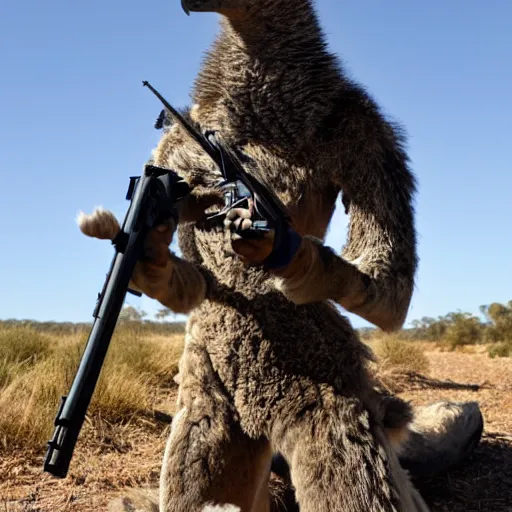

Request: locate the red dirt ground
(1, 350), (511, 511)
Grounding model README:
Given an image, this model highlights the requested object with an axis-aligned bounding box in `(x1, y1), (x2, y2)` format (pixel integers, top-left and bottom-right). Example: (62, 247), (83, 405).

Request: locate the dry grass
(0, 324), (184, 452)
(1, 324), (432, 454)
(365, 335), (431, 394)
(0, 327), (54, 388)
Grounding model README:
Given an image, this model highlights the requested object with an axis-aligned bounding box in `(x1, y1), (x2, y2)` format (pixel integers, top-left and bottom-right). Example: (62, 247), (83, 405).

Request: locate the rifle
(43, 81), (292, 478)
(43, 163), (190, 478)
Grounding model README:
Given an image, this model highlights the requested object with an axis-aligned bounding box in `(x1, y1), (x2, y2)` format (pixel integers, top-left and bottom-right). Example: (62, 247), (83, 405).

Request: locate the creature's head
(180, 0), (316, 32)
(181, 0), (310, 19)
(181, 0), (257, 16)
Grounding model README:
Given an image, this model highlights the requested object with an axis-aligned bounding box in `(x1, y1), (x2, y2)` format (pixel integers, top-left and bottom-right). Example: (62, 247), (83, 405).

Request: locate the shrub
(488, 341), (512, 358)
(373, 337), (430, 374)
(441, 312), (483, 350)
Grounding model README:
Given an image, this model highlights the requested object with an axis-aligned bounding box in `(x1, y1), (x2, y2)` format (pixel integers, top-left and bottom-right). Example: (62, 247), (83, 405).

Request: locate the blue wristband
(263, 226), (302, 270)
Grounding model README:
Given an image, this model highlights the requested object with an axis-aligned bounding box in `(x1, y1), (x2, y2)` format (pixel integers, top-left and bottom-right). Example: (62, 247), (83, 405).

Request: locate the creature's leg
(270, 396), (429, 512)
(270, 398), (483, 486)
(160, 341), (272, 512)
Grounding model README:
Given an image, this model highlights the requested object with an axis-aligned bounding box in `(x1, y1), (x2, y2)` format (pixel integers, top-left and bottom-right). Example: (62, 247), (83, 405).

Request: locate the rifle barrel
(43, 173), (153, 477)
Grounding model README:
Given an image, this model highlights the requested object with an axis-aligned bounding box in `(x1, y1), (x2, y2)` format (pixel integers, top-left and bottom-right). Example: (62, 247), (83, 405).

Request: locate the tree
(480, 301), (512, 343)
(409, 316), (447, 341)
(119, 305), (147, 323)
(442, 311), (483, 349)
(155, 307), (175, 322)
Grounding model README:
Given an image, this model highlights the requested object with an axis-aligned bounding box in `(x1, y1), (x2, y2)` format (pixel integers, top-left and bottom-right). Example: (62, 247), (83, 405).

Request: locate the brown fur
(82, 0), (483, 510)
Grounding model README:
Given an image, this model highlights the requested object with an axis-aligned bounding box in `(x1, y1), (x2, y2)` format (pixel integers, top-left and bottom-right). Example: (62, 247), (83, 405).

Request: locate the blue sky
(0, 0), (510, 329)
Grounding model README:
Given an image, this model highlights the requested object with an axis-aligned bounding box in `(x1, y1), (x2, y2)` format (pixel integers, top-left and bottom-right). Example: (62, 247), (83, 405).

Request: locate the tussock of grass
(107, 328), (184, 386)
(92, 365), (152, 421)
(0, 325), (184, 452)
(367, 336), (431, 393)
(0, 361), (65, 449)
(372, 336), (430, 374)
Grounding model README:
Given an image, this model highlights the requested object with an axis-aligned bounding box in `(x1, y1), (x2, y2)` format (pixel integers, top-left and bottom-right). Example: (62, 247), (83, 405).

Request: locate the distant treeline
(3, 299), (512, 357)
(0, 318), (187, 336)
(359, 300), (512, 357)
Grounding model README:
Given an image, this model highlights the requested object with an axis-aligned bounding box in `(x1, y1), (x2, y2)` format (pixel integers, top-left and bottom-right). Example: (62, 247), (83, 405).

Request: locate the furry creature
(80, 0), (484, 510)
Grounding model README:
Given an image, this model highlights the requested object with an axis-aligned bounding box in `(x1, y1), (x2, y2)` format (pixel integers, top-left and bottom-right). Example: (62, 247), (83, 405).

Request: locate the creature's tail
(396, 400), (484, 478)
(77, 207), (121, 241)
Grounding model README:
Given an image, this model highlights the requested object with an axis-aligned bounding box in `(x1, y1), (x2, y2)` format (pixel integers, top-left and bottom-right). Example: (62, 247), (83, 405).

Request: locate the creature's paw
(178, 189), (224, 223)
(130, 220), (177, 301)
(224, 207), (275, 265)
(224, 206), (303, 270)
(77, 207), (121, 240)
(142, 220), (177, 265)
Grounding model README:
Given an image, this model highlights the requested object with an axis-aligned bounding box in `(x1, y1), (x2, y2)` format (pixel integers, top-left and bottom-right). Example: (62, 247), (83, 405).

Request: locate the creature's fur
(82, 0), (484, 510)
(396, 401), (483, 478)
(77, 207), (120, 241)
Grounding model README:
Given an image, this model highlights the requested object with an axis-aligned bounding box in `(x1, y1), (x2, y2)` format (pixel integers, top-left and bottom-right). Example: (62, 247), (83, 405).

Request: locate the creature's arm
(78, 205), (210, 315)
(272, 90), (417, 332)
(130, 228), (208, 315)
